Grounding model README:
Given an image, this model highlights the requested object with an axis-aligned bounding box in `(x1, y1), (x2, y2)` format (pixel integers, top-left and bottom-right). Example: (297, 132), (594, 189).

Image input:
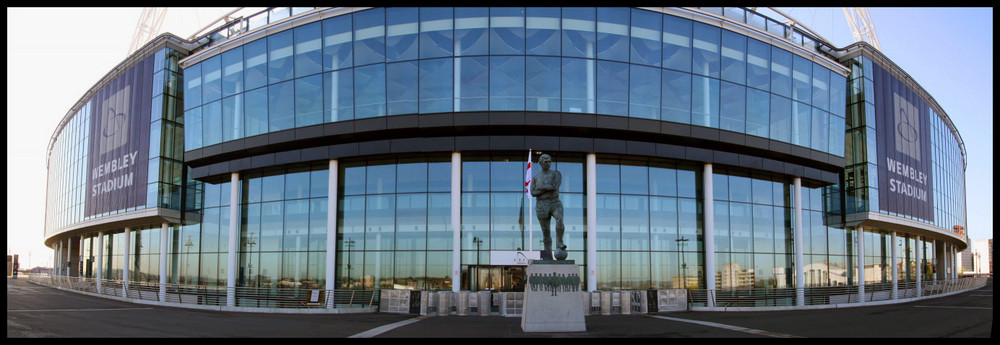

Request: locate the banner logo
(893, 92), (920, 161)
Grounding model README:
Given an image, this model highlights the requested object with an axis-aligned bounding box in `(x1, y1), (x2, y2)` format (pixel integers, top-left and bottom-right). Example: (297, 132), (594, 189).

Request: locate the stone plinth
(520, 260), (586, 332)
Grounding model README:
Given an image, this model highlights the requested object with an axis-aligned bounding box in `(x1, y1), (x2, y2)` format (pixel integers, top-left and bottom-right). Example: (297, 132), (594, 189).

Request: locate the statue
(531, 154), (567, 260)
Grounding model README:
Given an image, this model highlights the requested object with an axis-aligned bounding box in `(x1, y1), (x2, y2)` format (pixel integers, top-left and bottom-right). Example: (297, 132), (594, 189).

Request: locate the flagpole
(528, 149), (533, 253)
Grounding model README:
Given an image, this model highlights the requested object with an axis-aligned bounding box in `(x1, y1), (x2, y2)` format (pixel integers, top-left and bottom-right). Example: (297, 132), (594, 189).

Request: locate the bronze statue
(531, 154), (567, 260)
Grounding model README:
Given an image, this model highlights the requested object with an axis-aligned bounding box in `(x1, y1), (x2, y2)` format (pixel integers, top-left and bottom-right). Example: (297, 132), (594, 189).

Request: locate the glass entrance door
(470, 266), (526, 292)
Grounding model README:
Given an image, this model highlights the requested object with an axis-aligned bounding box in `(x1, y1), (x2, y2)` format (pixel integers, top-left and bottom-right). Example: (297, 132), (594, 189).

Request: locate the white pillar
(703, 163), (715, 307)
(54, 241), (62, 276)
(586, 153), (598, 292)
(96, 231), (104, 294)
(451, 152), (462, 292)
(915, 235), (922, 297)
(226, 172), (240, 307)
(123, 227), (131, 292)
(891, 231), (898, 299)
(856, 227), (865, 303)
(159, 222), (168, 302)
(326, 159), (339, 308)
(793, 177), (805, 306)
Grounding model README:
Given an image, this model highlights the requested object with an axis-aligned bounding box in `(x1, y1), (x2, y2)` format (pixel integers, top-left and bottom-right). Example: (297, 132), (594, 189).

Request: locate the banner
(85, 55), (153, 216)
(872, 62), (934, 221)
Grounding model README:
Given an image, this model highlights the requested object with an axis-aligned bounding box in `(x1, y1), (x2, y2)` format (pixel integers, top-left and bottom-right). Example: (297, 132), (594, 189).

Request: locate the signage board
(490, 251), (541, 266)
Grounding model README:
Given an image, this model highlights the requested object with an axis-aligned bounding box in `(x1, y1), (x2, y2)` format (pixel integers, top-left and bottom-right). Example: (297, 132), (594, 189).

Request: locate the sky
(7, 7), (993, 269)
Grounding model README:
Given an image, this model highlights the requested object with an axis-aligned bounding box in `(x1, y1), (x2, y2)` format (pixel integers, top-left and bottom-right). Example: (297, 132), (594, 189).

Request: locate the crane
(128, 7), (168, 57)
(843, 7), (881, 51)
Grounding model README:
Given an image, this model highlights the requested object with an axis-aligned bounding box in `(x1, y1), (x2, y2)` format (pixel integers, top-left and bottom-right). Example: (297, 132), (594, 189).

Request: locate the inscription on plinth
(520, 260), (586, 332)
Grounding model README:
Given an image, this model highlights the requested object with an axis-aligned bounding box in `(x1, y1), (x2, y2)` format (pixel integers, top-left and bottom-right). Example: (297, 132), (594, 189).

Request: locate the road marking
(8, 307), (155, 312)
(648, 315), (801, 338)
(913, 305), (991, 310)
(348, 315), (430, 338)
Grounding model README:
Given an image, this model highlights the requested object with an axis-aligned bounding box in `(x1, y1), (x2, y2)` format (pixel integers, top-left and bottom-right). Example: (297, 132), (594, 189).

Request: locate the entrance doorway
(469, 266), (526, 292)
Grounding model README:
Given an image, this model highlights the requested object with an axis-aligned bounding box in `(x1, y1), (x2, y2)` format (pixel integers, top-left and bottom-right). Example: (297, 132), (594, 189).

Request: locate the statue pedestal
(520, 260), (586, 333)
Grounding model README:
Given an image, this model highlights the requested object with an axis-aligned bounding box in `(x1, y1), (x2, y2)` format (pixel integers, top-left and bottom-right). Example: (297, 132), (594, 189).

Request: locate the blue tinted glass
(562, 7), (595, 58)
(597, 60), (628, 116)
(294, 21), (323, 77)
(386, 61), (419, 115)
(770, 46), (792, 97)
(746, 88), (769, 138)
(353, 8), (386, 66)
(310, 169), (329, 197)
(397, 162), (428, 193)
(629, 64), (660, 119)
(828, 113), (844, 156)
(419, 7), (453, 59)
(455, 7), (488, 56)
(386, 7), (419, 61)
(596, 7), (629, 62)
(185, 107), (202, 150)
(324, 68), (354, 122)
(810, 107), (828, 151)
(629, 8), (661, 67)
(285, 170), (310, 200)
(791, 101), (811, 147)
(562, 57), (594, 113)
(829, 73), (846, 117)
(620, 164), (648, 195)
(202, 56), (222, 103)
(202, 100), (222, 146)
(621, 195), (649, 251)
(649, 166), (677, 196)
(428, 162), (451, 192)
(662, 14), (691, 72)
(268, 30), (294, 84)
(720, 81), (746, 133)
(323, 15), (353, 70)
(342, 165), (366, 195)
(691, 75), (720, 128)
(490, 56), (525, 111)
(596, 163), (619, 193)
(720, 29), (746, 84)
(769, 95), (791, 143)
(462, 161), (489, 192)
(354, 64), (386, 118)
(746, 38), (770, 90)
(222, 94), (243, 142)
(525, 7), (560, 56)
(295, 74), (323, 127)
(262, 174), (284, 202)
(811, 64), (829, 111)
(221, 47), (243, 97)
(455, 56), (488, 112)
(419, 58), (453, 113)
(729, 174), (751, 203)
(525, 56), (560, 112)
(752, 178), (773, 205)
(490, 7), (525, 55)
(677, 169), (697, 198)
(661, 69), (691, 124)
(244, 38), (268, 91)
(792, 54), (811, 104)
(490, 159), (522, 191)
(184, 64), (202, 110)
(244, 87), (268, 137)
(367, 164), (396, 194)
(692, 22), (720, 78)
(268, 80), (294, 131)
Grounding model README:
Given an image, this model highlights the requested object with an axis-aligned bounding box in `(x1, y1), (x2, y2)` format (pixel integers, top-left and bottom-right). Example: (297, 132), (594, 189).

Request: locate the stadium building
(43, 7), (970, 310)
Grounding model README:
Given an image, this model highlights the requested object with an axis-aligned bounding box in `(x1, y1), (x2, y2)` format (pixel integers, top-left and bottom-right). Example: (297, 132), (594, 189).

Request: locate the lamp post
(677, 237), (689, 289)
(473, 236), (483, 290)
(345, 239), (355, 288)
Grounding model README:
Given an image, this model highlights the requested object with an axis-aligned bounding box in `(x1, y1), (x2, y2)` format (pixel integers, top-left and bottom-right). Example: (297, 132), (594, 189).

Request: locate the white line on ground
(348, 315), (431, 338)
(648, 315), (801, 338)
(913, 305), (991, 310)
(8, 307), (155, 312)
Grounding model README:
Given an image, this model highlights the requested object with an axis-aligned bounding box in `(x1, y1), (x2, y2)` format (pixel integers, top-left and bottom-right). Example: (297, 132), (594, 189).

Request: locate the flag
(524, 150), (532, 197)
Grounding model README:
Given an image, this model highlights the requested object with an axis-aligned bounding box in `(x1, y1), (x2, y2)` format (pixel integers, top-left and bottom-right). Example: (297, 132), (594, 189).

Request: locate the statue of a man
(531, 154), (566, 260)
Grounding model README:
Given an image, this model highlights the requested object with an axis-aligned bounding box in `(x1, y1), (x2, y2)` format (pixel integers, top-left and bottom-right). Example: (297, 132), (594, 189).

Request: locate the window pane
(525, 56), (560, 112)
(662, 14), (691, 72)
(323, 14), (353, 71)
(629, 8), (661, 67)
(295, 74), (323, 127)
(692, 22), (720, 78)
(720, 81), (746, 133)
(455, 57), (489, 112)
(324, 69), (354, 122)
(294, 21), (323, 77)
(746, 88), (769, 138)
(746, 38), (770, 90)
(222, 47), (243, 97)
(490, 56), (525, 111)
(455, 7), (489, 56)
(597, 60), (628, 116)
(770, 95), (791, 143)
(244, 87), (268, 137)
(525, 7), (560, 56)
(596, 7), (629, 62)
(770, 46), (792, 97)
(387, 61), (419, 115)
(691, 75), (719, 128)
(629, 64), (660, 119)
(562, 57), (595, 113)
(244, 38), (268, 91)
(268, 30), (294, 84)
(720, 29), (746, 84)
(792, 101), (811, 147)
(202, 55), (221, 103)
(386, 7), (419, 61)
(202, 100), (222, 146)
(419, 58), (453, 113)
(491, 7), (525, 55)
(792, 54), (812, 104)
(268, 80), (294, 132)
(222, 94), (243, 142)
(354, 64), (386, 118)
(562, 7), (596, 58)
(662, 69), (691, 124)
(354, 8), (386, 66)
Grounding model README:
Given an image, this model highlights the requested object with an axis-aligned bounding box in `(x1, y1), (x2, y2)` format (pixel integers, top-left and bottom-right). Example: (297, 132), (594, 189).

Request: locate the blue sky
(7, 8), (992, 268)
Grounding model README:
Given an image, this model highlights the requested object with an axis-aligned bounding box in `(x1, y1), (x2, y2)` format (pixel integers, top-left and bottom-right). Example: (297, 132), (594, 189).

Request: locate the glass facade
(183, 7), (847, 157)
(45, 8), (969, 302)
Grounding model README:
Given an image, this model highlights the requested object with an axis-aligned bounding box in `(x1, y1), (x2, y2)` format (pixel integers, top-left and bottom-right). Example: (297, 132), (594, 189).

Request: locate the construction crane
(128, 7), (168, 57)
(843, 7), (881, 51)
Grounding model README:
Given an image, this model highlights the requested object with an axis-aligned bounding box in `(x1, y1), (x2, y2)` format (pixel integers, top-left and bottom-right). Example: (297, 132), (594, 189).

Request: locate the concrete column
(226, 172), (240, 307)
(915, 236), (922, 297)
(703, 163), (715, 307)
(856, 227), (865, 303)
(326, 159), (339, 308)
(793, 177), (805, 306)
(159, 222), (168, 302)
(96, 231), (104, 294)
(891, 231), (898, 299)
(586, 153), (598, 292)
(123, 227), (131, 292)
(54, 241), (61, 276)
(451, 152), (462, 292)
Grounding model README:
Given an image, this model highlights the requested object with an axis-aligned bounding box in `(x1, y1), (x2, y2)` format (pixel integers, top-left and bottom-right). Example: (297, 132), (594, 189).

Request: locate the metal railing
(689, 276), (988, 308)
(27, 274), (377, 311)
